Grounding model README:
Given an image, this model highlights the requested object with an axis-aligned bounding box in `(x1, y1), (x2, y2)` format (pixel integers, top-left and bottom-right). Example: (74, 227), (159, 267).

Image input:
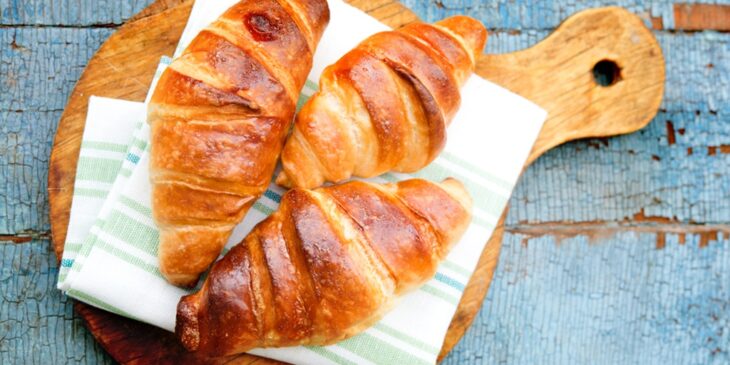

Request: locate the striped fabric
(58, 1), (546, 364)
(57, 97), (146, 287)
(61, 126), (150, 287)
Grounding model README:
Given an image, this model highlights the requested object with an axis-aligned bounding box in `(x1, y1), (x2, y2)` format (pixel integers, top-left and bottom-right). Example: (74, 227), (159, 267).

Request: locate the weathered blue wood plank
(1, 28), (113, 235)
(1, 1), (729, 364)
(1, 27), (115, 112)
(0, 240), (113, 364)
(443, 231), (730, 364)
(1, 0), (725, 29)
(503, 32), (729, 225)
(0, 0), (149, 26)
(0, 111), (58, 235)
(510, 109), (730, 226)
(405, 0), (728, 31)
(5, 234), (725, 364)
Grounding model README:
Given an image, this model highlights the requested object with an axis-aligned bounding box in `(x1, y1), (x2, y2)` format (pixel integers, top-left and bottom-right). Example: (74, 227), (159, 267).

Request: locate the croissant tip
(160, 267), (201, 288)
(275, 171), (292, 188)
(435, 15), (488, 58)
(439, 178), (473, 212)
(176, 294), (201, 351)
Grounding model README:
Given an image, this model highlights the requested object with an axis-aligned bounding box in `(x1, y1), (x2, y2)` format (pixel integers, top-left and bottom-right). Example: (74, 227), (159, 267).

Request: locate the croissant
(147, 0), (329, 287)
(176, 178), (472, 355)
(276, 16), (487, 189)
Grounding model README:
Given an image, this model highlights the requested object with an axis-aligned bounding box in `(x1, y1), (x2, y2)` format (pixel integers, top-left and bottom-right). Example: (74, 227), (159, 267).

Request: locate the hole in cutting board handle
(592, 59), (622, 87)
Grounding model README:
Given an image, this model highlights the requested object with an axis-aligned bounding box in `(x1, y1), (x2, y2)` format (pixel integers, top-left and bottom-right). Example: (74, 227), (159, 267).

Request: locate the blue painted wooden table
(1, 0), (728, 363)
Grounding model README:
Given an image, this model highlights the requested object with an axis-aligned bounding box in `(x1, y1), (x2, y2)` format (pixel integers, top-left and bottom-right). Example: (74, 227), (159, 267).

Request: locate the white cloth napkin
(57, 96), (145, 286)
(58, 1), (546, 364)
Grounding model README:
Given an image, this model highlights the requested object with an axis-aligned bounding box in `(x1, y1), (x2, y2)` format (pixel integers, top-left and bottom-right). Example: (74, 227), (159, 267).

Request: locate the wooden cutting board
(47, 1), (664, 363)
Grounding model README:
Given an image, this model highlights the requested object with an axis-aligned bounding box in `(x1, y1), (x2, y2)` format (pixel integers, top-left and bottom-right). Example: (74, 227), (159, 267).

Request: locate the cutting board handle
(477, 7), (665, 163)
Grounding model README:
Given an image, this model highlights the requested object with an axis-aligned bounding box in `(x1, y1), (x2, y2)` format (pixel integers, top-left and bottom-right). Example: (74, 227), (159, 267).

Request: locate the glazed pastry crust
(277, 16), (487, 189)
(148, 0), (329, 287)
(176, 178), (473, 356)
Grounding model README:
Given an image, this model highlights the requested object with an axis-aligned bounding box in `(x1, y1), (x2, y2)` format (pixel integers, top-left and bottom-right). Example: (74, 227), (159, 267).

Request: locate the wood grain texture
(2, 0), (728, 364)
(0, 0), (149, 26)
(1, 28), (115, 238)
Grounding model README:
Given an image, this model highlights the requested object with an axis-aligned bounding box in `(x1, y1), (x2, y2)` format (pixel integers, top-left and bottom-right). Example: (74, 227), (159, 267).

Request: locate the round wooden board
(48, 1), (664, 363)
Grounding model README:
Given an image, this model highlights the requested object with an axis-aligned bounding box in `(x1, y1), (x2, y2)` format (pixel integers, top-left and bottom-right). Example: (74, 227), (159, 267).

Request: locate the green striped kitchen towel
(58, 1), (546, 364)
(57, 96), (145, 287)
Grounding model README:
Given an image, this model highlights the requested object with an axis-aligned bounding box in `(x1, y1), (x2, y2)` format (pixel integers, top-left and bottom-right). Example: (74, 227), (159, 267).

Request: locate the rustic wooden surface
(1, 0), (728, 364)
(45, 0), (664, 363)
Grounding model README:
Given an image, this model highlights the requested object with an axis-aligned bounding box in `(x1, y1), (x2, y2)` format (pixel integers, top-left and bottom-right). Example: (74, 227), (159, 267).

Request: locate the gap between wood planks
(0, 23), (120, 29)
(0, 230), (51, 244)
(646, 4), (730, 31)
(2, 220), (728, 247)
(508, 209), (730, 249)
(3, 2), (730, 32)
(507, 222), (730, 247)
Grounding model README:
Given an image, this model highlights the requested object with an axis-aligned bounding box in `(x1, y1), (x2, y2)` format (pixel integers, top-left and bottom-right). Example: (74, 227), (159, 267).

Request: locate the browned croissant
(176, 178), (472, 355)
(276, 16), (487, 189)
(147, 0), (329, 287)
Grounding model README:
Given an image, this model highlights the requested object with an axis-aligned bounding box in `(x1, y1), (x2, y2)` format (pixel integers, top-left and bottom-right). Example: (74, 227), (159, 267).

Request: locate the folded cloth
(57, 96), (145, 287)
(58, 0), (546, 364)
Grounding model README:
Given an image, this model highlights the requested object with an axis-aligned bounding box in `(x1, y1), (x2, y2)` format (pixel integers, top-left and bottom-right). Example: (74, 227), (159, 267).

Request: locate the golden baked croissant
(176, 178), (472, 355)
(276, 16), (487, 189)
(147, 0), (329, 287)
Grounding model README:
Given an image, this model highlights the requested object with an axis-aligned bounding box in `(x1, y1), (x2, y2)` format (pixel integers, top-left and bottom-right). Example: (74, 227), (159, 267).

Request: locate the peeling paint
(666, 120), (677, 145)
(1, 1), (729, 364)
